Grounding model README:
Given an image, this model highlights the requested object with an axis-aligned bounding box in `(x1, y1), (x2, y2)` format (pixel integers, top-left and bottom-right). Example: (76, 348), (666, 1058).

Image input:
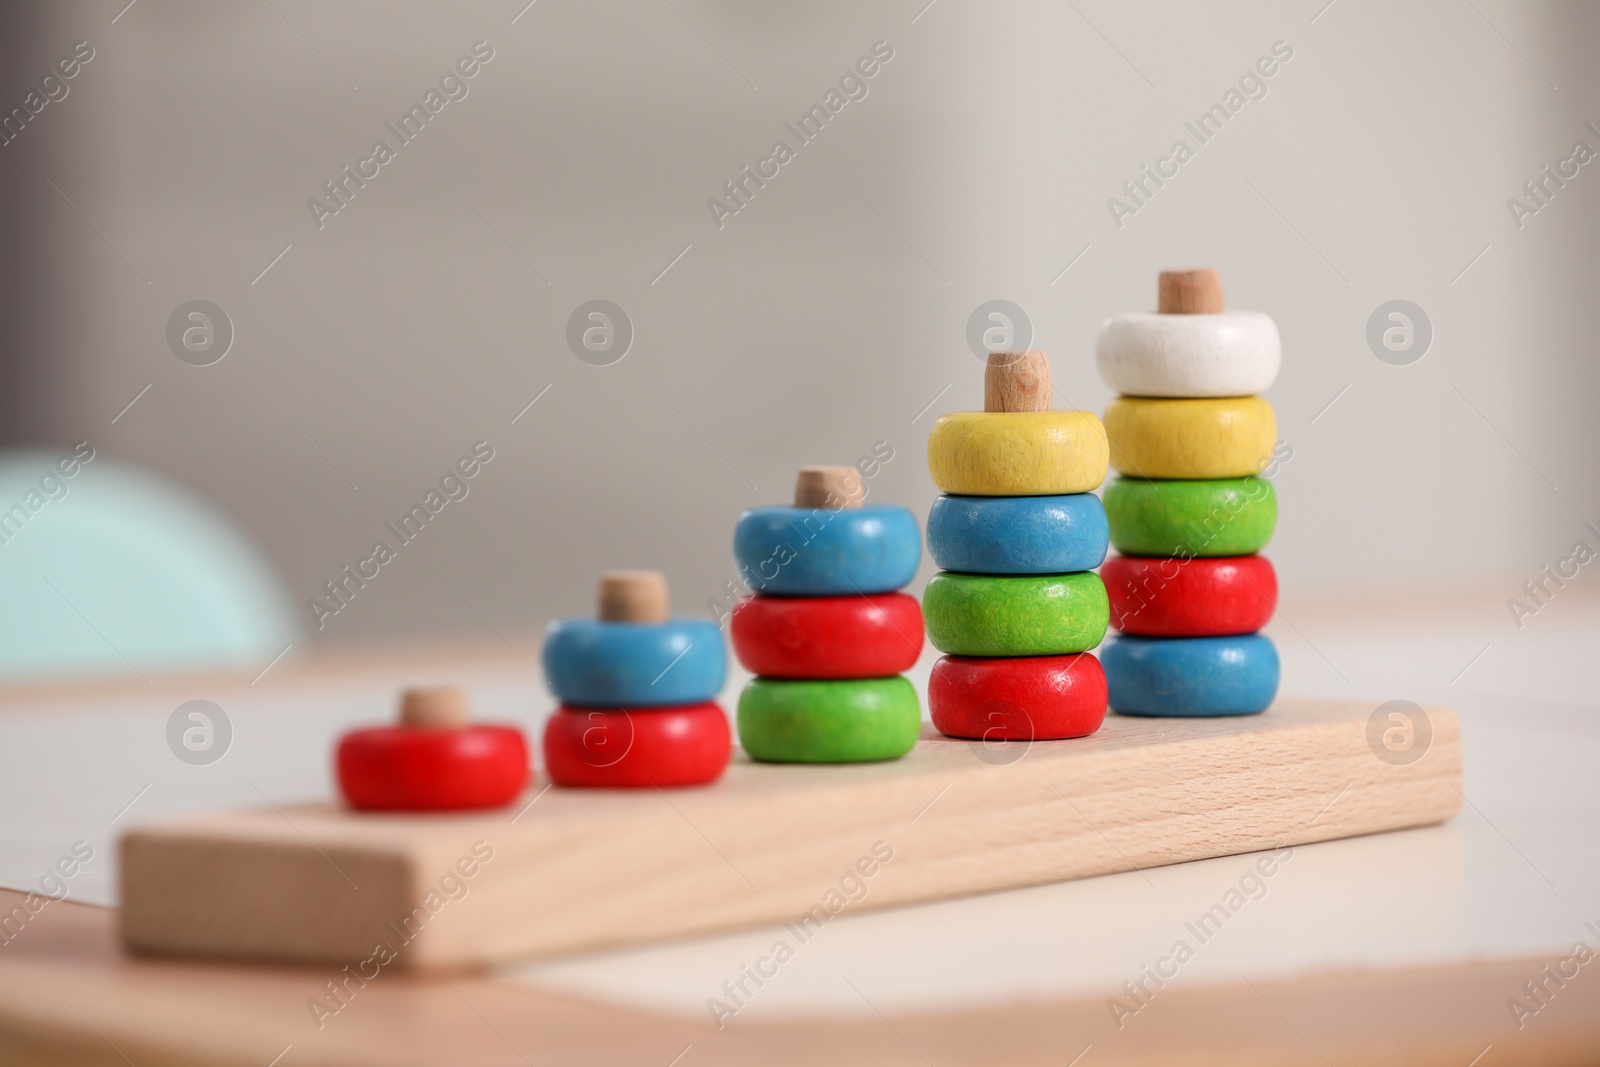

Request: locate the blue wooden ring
(733, 504), (921, 596)
(1102, 634), (1278, 717)
(927, 493), (1108, 575)
(543, 618), (726, 707)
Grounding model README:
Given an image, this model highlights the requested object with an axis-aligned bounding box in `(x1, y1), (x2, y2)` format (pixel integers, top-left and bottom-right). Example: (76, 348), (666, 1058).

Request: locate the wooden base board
(119, 698), (1462, 969)
(6, 892), (1599, 1067)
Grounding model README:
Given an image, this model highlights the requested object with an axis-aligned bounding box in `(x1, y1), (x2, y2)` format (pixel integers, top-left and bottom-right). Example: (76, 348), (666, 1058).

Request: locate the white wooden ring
(1096, 311), (1280, 398)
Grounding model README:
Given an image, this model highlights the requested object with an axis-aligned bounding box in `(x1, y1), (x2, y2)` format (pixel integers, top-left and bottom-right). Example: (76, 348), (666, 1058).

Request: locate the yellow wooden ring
(1104, 397), (1275, 479)
(927, 411), (1108, 496)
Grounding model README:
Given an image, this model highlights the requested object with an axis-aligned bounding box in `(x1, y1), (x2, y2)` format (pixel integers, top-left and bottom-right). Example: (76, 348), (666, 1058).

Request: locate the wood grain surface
(120, 698), (1461, 968)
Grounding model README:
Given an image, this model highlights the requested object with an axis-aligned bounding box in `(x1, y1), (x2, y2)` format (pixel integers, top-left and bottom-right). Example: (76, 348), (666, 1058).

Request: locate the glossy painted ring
(543, 618), (725, 707)
(1101, 634), (1279, 717)
(927, 411), (1108, 496)
(1102, 477), (1277, 558)
(1103, 554), (1276, 636)
(730, 593), (923, 679)
(733, 504), (921, 596)
(927, 493), (1108, 575)
(543, 702), (730, 788)
(1096, 311), (1281, 398)
(1104, 396), (1277, 480)
(737, 676), (921, 763)
(929, 653), (1106, 741)
(338, 725), (529, 811)
(922, 571), (1109, 657)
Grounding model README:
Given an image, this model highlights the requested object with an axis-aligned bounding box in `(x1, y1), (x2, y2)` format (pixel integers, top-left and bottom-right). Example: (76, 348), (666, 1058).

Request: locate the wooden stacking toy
(542, 571), (731, 786)
(731, 467), (923, 762)
(923, 352), (1111, 741)
(336, 687), (530, 811)
(1096, 269), (1282, 716)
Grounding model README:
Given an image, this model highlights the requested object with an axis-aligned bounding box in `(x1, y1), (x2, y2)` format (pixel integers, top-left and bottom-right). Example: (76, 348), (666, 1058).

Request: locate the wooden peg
(1158, 268), (1224, 314)
(599, 570), (669, 623)
(984, 351), (1052, 413)
(399, 687), (468, 730)
(795, 466), (866, 509)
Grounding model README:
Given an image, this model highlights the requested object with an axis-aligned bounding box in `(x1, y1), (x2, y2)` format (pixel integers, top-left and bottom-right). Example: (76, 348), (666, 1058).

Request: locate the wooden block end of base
(1159, 268), (1224, 314)
(984, 350), (1052, 413)
(795, 466), (866, 509)
(598, 570), (670, 623)
(398, 687), (469, 729)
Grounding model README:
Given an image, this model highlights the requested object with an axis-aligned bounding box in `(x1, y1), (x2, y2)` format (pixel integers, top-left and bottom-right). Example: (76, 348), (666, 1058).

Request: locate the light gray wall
(7, 0), (1596, 648)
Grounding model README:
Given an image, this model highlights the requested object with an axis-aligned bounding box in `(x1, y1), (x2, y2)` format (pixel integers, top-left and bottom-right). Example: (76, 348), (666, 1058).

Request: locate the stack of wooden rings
(1096, 268), (1281, 716)
(922, 351), (1112, 742)
(541, 571), (731, 786)
(731, 467), (924, 763)
(337, 687), (529, 810)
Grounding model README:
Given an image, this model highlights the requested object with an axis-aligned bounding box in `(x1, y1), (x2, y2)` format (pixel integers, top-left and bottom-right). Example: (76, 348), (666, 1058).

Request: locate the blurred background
(2, 7), (1599, 1048)
(0, 0), (1595, 671)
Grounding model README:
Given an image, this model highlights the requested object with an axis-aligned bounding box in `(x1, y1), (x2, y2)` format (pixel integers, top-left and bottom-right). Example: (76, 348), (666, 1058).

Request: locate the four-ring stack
(923, 351), (1112, 742)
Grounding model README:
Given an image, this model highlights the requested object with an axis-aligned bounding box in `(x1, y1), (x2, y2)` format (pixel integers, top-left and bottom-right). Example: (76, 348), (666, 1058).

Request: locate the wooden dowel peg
(795, 466), (866, 509)
(598, 570), (669, 623)
(399, 687), (469, 730)
(1158, 268), (1224, 314)
(984, 350), (1052, 413)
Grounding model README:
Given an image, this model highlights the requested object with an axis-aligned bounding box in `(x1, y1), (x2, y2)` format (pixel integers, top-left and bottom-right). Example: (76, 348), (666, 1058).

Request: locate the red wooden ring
(929, 654), (1106, 740)
(1102, 554), (1277, 636)
(337, 725), (529, 811)
(543, 702), (731, 788)
(730, 593), (924, 679)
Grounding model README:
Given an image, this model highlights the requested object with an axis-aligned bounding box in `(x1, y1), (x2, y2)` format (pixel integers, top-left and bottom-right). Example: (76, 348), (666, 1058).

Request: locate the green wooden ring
(923, 572), (1109, 657)
(1103, 477), (1277, 558)
(737, 677), (921, 763)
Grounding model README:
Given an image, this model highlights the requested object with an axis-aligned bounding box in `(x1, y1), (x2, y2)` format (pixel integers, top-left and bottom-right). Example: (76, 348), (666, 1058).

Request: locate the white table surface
(2, 580), (1594, 1025)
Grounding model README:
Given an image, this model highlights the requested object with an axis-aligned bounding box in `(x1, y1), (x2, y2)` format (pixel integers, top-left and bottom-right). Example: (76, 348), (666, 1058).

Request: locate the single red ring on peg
(729, 593), (924, 679)
(337, 687), (530, 811)
(1102, 554), (1276, 637)
(543, 702), (731, 788)
(929, 654), (1107, 741)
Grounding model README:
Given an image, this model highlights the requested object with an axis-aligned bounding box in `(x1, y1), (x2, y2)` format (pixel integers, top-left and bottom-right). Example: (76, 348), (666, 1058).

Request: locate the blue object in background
(0, 449), (299, 680)
(733, 504), (921, 596)
(1102, 634), (1279, 717)
(927, 493), (1109, 575)
(543, 618), (726, 707)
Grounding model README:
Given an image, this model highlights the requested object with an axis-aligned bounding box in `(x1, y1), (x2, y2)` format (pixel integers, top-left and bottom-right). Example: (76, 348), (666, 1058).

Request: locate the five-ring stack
(1095, 268), (1283, 717)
